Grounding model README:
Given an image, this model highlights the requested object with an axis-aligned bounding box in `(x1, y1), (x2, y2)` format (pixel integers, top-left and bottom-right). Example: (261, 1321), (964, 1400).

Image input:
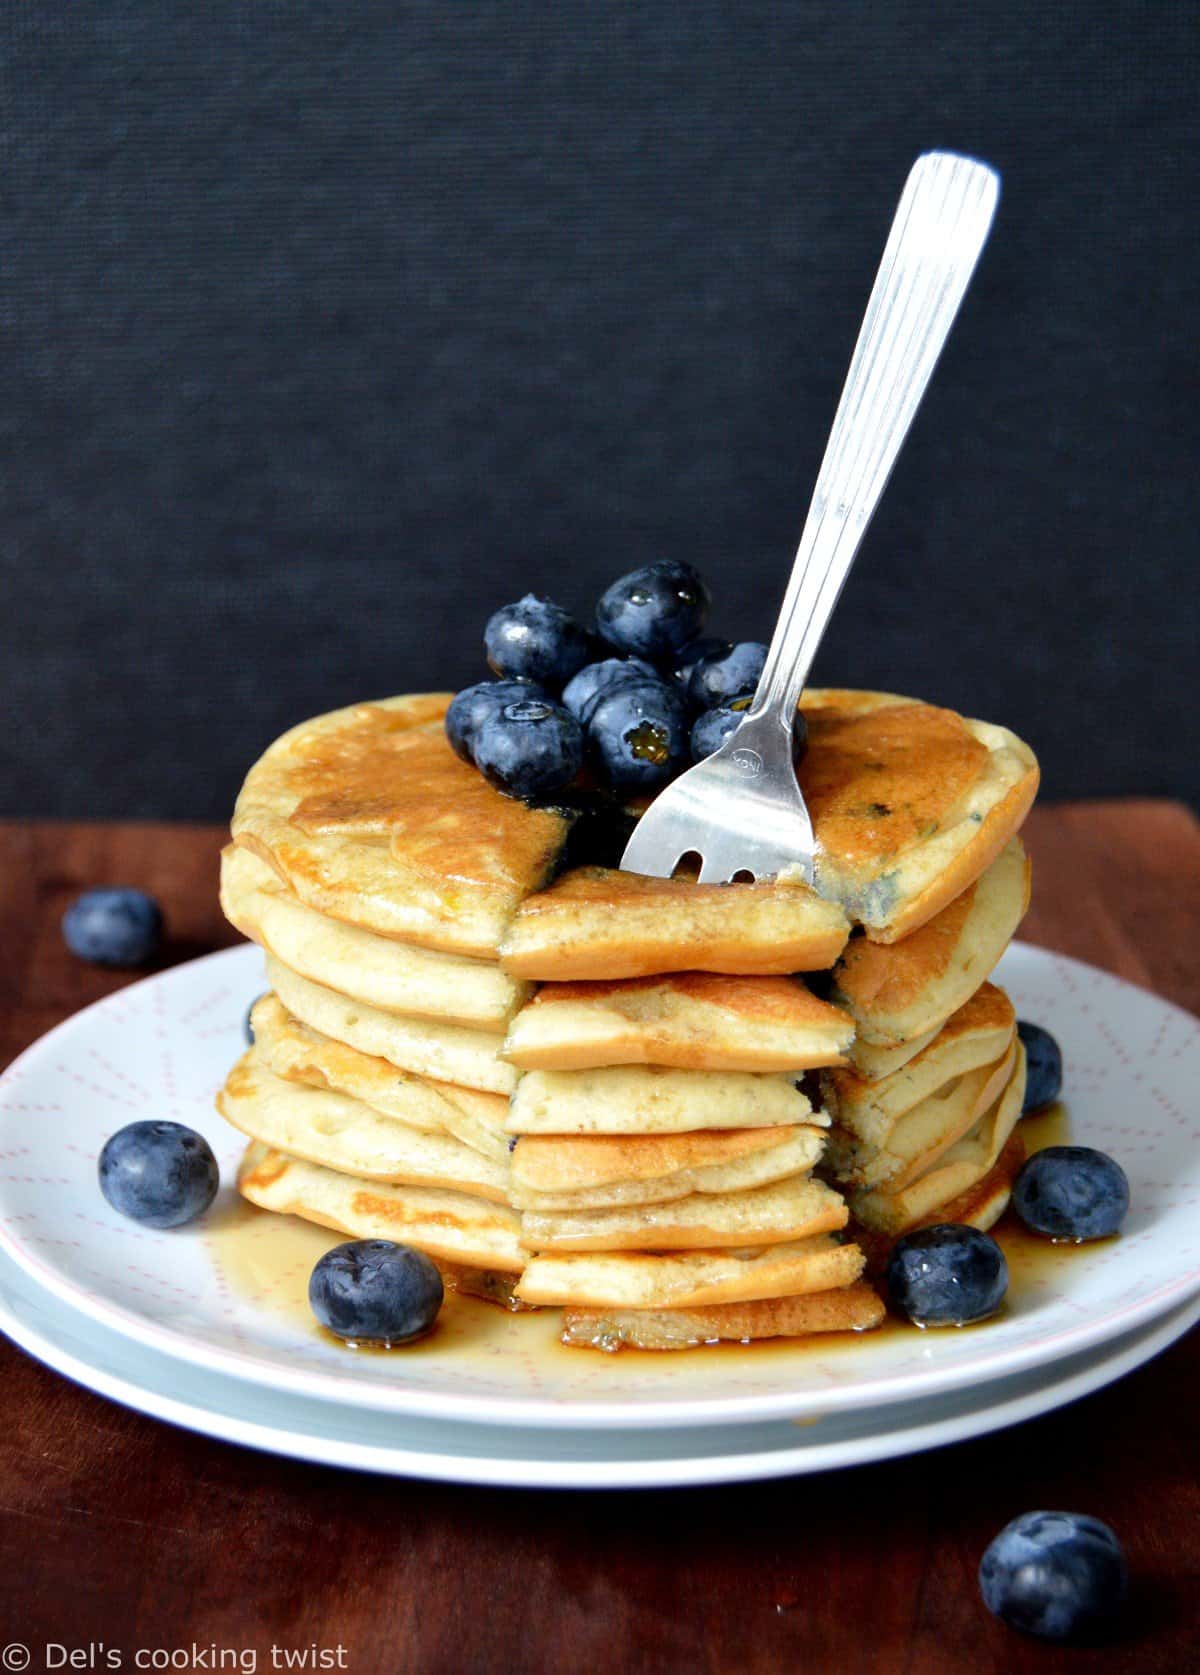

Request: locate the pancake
(848, 1042), (1027, 1233)
(560, 1281), (885, 1350)
(501, 972), (852, 1072)
(516, 1233), (867, 1309)
(797, 688), (1038, 942)
(520, 1175), (848, 1252)
(832, 837), (1030, 1046)
(231, 695), (575, 958)
(267, 955), (518, 1096)
(237, 1141), (526, 1272)
(218, 1052), (510, 1202)
(510, 1126), (828, 1211)
(251, 995), (510, 1161)
(825, 1037), (1017, 1192)
(847, 1024), (941, 1081)
(854, 1133), (1027, 1271)
(823, 983), (1016, 1139)
(499, 867), (850, 981)
(221, 845), (528, 1033)
(506, 1064), (818, 1136)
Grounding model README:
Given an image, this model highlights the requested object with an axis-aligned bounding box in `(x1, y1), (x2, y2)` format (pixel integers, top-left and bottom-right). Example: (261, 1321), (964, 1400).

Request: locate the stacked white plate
(0, 943), (1196, 1489)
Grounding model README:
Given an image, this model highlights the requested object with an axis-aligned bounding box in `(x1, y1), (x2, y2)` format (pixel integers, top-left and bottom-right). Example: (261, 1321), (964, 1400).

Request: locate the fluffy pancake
(560, 1281), (885, 1350)
(510, 1126), (828, 1211)
(823, 982), (1016, 1139)
(847, 1024), (941, 1081)
(516, 1233), (866, 1309)
(832, 837), (1030, 1046)
(506, 1064), (818, 1136)
(219, 1052), (510, 1201)
(520, 1175), (847, 1252)
(237, 1141), (526, 1271)
(231, 695), (574, 958)
(501, 972), (852, 1072)
(825, 1038), (1017, 1192)
(798, 688), (1038, 942)
(499, 867), (850, 981)
(222, 845), (528, 1033)
(267, 955), (517, 1096)
(854, 1133), (1027, 1271)
(848, 1042), (1027, 1233)
(251, 995), (509, 1161)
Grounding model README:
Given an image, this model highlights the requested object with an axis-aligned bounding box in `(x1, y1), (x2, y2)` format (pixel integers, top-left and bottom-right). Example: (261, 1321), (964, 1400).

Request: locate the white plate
(0, 942), (1196, 1429)
(1, 1240), (1196, 1488)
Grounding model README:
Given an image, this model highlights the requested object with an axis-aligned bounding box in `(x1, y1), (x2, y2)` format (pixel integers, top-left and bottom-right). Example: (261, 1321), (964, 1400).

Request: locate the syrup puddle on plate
(206, 1100), (1106, 1363)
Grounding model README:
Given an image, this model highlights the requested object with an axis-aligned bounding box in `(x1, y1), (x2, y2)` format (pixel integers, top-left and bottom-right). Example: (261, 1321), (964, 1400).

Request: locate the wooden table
(0, 805), (1196, 1674)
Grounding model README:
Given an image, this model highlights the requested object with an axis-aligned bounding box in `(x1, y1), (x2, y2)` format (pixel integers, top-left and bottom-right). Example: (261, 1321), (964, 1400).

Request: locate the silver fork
(620, 150), (1000, 886)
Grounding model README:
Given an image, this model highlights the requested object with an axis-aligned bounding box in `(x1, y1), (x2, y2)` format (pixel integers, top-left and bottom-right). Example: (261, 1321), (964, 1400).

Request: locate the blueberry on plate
(690, 696), (753, 760)
(63, 887), (163, 967)
(587, 678), (689, 794)
(1017, 1020), (1063, 1112)
(1012, 1146), (1129, 1241)
(596, 560), (711, 661)
(243, 993), (268, 1045)
(444, 678), (547, 763)
(671, 636), (732, 693)
(98, 1121), (219, 1228)
(687, 640), (768, 711)
(484, 594), (592, 689)
(561, 656), (657, 723)
(309, 1239), (444, 1345)
(979, 1511), (1127, 1642)
(473, 696), (583, 801)
(886, 1223), (1008, 1326)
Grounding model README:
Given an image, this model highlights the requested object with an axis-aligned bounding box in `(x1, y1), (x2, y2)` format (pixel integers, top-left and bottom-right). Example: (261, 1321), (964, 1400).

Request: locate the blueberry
(979, 1511), (1127, 1642)
(691, 702), (807, 765)
(1012, 1146), (1129, 1241)
(587, 678), (689, 793)
(445, 679), (547, 763)
(243, 993), (268, 1045)
(687, 641), (768, 710)
(473, 696), (583, 801)
(596, 561), (711, 662)
(690, 696), (754, 760)
(484, 594), (592, 689)
(98, 1121), (219, 1228)
(886, 1223), (1008, 1326)
(561, 657), (657, 723)
(63, 888), (163, 968)
(1017, 1020), (1064, 1112)
(309, 1239), (443, 1345)
(672, 636), (732, 692)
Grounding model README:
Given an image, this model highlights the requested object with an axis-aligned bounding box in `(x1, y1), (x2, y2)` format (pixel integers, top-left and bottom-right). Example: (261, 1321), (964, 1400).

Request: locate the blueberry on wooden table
(445, 678), (548, 763)
(99, 1121), (219, 1228)
(885, 1223), (1008, 1326)
(484, 594), (592, 689)
(62, 887), (163, 967)
(1012, 1146), (1129, 1241)
(596, 560), (711, 661)
(979, 1511), (1127, 1642)
(1017, 1020), (1064, 1111)
(309, 1240), (444, 1345)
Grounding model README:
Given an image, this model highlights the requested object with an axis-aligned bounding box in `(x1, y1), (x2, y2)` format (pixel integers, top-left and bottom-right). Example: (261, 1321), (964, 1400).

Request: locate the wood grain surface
(0, 805), (1196, 1675)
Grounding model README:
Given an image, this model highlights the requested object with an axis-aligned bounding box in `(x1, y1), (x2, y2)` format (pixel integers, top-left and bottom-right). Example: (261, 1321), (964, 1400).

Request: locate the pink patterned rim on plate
(0, 942), (1196, 1429)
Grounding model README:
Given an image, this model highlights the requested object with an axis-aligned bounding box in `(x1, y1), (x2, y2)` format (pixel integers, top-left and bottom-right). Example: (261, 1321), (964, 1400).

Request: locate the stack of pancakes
(215, 687), (1038, 1349)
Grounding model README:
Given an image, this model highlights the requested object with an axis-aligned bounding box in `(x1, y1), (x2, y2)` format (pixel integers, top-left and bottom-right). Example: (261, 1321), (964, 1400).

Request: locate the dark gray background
(1, 3), (1196, 818)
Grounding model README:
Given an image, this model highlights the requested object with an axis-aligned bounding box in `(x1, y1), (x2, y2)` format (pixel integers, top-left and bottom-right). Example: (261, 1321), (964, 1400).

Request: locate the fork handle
(746, 151), (1000, 732)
